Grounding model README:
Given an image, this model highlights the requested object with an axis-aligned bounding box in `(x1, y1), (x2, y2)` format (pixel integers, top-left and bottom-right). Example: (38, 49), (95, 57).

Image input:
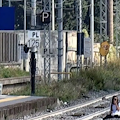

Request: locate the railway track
(29, 91), (120, 120)
(76, 108), (109, 120)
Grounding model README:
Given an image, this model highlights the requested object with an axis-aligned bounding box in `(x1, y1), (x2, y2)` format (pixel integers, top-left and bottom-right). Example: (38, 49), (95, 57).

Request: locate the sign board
(0, 84), (3, 95)
(27, 31), (40, 48)
(99, 41), (110, 56)
(42, 48), (57, 58)
(84, 38), (91, 58)
(40, 11), (51, 24)
(0, 7), (15, 30)
(21, 46), (28, 59)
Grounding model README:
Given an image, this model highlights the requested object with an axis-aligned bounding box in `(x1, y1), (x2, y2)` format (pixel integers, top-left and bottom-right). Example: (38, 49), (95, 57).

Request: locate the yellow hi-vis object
(99, 41), (110, 56)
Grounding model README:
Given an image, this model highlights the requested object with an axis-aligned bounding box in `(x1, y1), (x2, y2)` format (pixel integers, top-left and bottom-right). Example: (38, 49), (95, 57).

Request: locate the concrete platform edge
(0, 97), (57, 120)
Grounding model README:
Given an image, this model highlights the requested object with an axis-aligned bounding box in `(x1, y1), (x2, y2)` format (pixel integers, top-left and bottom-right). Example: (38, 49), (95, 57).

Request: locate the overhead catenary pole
(100, 0), (108, 65)
(107, 0), (113, 43)
(31, 0), (36, 29)
(52, 0), (55, 31)
(76, 0), (82, 71)
(30, 0), (36, 95)
(58, 0), (63, 80)
(65, 32), (68, 79)
(23, 0), (26, 71)
(77, 0), (82, 33)
(115, 0), (120, 58)
(43, 0), (51, 82)
(100, 0), (107, 41)
(9, 0), (11, 7)
(90, 0), (94, 66)
(116, 0), (118, 58)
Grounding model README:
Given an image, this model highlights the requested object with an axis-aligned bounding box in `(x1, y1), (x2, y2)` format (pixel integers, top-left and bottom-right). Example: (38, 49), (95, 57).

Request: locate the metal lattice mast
(115, 0), (120, 57)
(100, 0), (108, 65)
(76, 0), (82, 70)
(42, 0), (51, 82)
(100, 0), (108, 42)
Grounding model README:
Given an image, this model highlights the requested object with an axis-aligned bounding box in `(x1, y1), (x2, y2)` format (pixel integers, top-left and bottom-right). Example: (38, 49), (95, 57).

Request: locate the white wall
(16, 30), (73, 80)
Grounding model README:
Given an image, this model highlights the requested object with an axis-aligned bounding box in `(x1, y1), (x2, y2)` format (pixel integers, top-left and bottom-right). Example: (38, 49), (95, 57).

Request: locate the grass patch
(0, 67), (29, 78)
(12, 59), (120, 102)
(12, 78), (87, 102)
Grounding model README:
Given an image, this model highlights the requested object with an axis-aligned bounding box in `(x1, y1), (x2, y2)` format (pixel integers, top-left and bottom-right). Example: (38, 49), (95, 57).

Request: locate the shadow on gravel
(103, 115), (120, 119)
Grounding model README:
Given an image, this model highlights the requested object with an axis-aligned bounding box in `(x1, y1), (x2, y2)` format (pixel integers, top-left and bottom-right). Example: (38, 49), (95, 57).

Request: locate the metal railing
(50, 72), (72, 79)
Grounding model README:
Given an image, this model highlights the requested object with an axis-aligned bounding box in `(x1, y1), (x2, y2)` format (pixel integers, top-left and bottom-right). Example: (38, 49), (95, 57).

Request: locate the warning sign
(99, 41), (110, 56)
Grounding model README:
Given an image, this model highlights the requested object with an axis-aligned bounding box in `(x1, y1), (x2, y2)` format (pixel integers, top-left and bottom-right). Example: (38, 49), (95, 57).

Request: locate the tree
(62, 0), (88, 30)
(2, 0), (101, 32)
(94, 0), (100, 33)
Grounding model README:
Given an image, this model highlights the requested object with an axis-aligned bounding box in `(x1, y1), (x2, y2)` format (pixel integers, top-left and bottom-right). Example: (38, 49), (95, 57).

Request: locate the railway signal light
(24, 44), (29, 53)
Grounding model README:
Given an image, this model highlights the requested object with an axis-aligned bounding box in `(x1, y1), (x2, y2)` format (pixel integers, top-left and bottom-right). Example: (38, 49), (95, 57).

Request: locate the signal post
(24, 31), (40, 95)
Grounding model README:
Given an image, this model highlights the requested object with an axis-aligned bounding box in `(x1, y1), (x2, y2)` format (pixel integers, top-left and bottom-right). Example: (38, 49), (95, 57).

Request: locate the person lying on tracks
(110, 96), (120, 116)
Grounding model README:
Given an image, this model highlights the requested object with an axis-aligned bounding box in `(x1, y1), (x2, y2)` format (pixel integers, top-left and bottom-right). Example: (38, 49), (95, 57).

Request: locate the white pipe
(0, 0), (2, 7)
(90, 0), (94, 66)
(9, 0), (11, 7)
(31, 0), (36, 29)
(52, 0), (55, 31)
(23, 0), (26, 70)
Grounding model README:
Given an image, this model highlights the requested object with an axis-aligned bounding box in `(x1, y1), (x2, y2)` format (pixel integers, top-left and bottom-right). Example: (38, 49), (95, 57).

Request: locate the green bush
(0, 67), (29, 78)
(79, 59), (120, 90)
(13, 59), (120, 102)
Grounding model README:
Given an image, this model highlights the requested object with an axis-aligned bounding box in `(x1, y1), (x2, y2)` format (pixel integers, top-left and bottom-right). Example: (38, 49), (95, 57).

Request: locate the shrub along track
(29, 91), (120, 120)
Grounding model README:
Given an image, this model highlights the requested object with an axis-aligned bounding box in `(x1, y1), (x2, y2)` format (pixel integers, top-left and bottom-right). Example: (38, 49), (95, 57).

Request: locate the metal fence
(0, 32), (20, 63)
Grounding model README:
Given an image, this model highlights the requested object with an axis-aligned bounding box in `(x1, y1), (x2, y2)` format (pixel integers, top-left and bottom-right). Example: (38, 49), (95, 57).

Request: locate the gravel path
(91, 112), (120, 120)
(14, 90), (118, 120)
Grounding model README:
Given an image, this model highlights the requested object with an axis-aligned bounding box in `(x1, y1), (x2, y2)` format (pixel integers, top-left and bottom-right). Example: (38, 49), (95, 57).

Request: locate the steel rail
(29, 91), (120, 120)
(76, 107), (109, 120)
